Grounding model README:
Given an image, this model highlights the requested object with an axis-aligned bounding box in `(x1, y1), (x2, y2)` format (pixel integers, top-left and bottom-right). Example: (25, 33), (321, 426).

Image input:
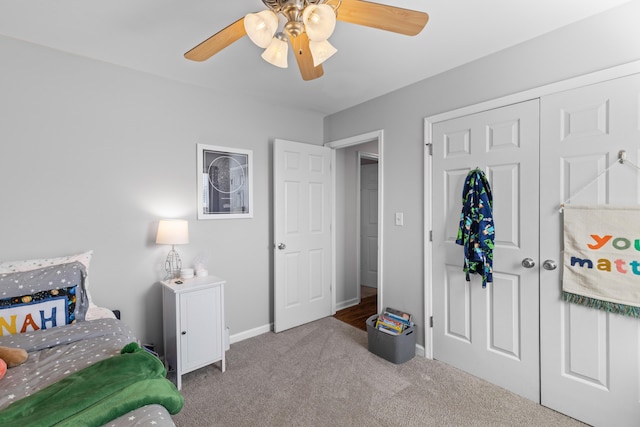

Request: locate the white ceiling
(0, 0), (632, 115)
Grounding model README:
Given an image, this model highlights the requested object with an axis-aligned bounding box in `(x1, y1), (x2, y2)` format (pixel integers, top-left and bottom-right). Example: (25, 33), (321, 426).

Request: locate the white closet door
(539, 73), (640, 427)
(432, 99), (541, 401)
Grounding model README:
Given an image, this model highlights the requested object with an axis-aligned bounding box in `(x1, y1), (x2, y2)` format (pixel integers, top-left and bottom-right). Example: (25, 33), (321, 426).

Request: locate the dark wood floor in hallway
(334, 286), (377, 331)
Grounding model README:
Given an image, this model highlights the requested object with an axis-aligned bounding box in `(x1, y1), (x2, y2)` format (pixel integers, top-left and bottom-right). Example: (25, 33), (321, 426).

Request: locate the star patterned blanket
(0, 342), (183, 426)
(0, 318), (179, 426)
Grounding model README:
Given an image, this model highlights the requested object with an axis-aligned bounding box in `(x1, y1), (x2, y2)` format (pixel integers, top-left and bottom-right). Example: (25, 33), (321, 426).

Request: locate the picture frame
(197, 144), (253, 219)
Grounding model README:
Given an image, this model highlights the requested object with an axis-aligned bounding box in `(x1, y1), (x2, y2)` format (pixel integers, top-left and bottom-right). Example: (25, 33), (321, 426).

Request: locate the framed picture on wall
(197, 144), (253, 219)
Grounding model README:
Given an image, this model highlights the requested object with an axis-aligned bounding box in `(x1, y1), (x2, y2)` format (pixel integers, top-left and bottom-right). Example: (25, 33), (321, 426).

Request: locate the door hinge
(430, 316), (433, 328)
(426, 143), (433, 156)
(429, 230), (433, 241)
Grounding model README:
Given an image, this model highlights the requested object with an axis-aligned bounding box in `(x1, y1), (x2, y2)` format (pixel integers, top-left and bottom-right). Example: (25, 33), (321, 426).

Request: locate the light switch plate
(395, 212), (404, 226)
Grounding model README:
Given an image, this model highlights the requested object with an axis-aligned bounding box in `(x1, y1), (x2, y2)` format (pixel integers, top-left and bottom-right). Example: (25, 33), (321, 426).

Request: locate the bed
(0, 251), (183, 426)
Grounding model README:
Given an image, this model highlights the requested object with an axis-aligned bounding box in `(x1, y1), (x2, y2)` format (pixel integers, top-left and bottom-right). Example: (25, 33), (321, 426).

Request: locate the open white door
(274, 139), (332, 333)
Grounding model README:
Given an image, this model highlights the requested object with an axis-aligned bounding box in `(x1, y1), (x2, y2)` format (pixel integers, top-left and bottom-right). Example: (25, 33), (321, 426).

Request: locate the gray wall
(2, 1), (639, 352)
(0, 35), (324, 351)
(324, 1), (640, 346)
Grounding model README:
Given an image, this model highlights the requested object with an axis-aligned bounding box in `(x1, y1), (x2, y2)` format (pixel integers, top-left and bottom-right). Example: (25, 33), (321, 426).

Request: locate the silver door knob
(521, 258), (535, 268)
(543, 259), (557, 270)
(277, 243), (286, 250)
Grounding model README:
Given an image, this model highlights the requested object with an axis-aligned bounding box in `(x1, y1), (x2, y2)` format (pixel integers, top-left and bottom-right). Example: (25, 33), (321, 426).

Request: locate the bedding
(0, 319), (181, 426)
(0, 251), (115, 321)
(0, 252), (183, 427)
(0, 251), (94, 302)
(0, 262), (89, 333)
(0, 342), (183, 426)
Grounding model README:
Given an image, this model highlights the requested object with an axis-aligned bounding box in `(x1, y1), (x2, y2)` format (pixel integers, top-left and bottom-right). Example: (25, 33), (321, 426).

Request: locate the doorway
(335, 152), (379, 330)
(326, 131), (383, 330)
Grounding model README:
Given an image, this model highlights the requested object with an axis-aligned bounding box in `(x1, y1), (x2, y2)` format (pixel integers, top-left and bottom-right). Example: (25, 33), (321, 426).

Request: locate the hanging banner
(562, 205), (640, 317)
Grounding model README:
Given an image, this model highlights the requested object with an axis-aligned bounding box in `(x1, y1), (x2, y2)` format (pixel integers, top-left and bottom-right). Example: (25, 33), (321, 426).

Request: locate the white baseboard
(335, 297), (359, 311)
(229, 323), (272, 345)
(415, 343), (426, 358)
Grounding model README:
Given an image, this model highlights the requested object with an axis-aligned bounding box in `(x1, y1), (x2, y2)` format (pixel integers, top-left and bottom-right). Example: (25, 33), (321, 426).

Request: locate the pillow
(0, 286), (80, 336)
(0, 251), (94, 303)
(0, 261), (89, 336)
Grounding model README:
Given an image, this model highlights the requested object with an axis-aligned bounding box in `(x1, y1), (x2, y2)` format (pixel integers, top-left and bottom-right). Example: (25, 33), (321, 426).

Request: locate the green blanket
(0, 343), (184, 427)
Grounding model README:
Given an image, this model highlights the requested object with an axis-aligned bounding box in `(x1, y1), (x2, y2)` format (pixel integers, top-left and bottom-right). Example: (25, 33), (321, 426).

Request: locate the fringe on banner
(563, 291), (640, 318)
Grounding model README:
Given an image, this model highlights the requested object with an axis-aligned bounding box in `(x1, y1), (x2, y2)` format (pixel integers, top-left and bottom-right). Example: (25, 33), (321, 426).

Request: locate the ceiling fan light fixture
(185, 1), (429, 81)
(244, 10), (279, 48)
(261, 33), (289, 68)
(302, 4), (336, 41)
(309, 39), (337, 67)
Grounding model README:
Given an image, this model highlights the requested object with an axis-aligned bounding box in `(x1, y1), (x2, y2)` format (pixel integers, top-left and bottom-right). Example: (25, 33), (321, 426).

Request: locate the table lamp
(156, 219), (189, 279)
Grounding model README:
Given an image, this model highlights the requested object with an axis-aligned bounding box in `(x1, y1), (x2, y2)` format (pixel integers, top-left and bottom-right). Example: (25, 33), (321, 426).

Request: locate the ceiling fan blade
(337, 0), (429, 36)
(291, 33), (324, 81)
(184, 17), (247, 62)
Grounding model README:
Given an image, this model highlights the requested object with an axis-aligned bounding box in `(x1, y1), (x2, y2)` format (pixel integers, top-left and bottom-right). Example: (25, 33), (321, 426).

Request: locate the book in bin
(374, 307), (413, 335)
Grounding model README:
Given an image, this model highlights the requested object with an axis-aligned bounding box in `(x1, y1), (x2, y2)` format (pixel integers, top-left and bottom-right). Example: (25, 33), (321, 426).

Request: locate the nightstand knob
(181, 331), (186, 335)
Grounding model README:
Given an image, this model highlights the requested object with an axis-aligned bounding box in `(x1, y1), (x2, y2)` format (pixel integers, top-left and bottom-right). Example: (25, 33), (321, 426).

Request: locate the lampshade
(244, 10), (279, 48)
(309, 39), (337, 67)
(302, 4), (336, 41)
(261, 33), (288, 68)
(156, 219), (189, 245)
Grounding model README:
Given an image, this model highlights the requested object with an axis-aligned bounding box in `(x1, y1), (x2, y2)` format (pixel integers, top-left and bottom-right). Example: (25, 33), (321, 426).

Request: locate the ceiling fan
(184, 0), (429, 81)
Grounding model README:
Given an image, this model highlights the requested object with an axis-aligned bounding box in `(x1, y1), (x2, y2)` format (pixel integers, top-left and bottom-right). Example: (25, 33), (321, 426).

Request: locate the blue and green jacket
(456, 168), (494, 287)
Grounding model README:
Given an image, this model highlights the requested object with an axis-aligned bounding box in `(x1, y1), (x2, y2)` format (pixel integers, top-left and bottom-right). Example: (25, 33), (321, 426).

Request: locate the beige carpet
(171, 317), (585, 427)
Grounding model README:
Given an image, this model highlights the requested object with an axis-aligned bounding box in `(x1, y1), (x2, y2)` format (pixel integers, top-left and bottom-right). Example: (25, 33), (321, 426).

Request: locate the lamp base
(164, 246), (182, 280)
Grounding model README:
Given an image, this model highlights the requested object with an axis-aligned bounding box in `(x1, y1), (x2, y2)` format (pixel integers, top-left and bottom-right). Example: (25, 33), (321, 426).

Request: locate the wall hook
(618, 150), (626, 164)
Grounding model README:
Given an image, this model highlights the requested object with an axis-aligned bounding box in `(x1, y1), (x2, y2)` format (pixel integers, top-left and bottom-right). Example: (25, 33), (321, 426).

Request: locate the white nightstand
(161, 275), (226, 390)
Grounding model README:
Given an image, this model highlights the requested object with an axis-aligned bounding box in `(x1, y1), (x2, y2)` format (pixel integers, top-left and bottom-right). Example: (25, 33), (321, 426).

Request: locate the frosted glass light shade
(309, 39), (337, 66)
(261, 35), (288, 68)
(156, 219), (189, 245)
(303, 4), (336, 41)
(244, 10), (279, 48)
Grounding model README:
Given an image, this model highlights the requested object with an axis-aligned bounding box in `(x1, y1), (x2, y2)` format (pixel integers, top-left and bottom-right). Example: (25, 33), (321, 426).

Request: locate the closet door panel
(432, 99), (540, 402)
(540, 72), (640, 427)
